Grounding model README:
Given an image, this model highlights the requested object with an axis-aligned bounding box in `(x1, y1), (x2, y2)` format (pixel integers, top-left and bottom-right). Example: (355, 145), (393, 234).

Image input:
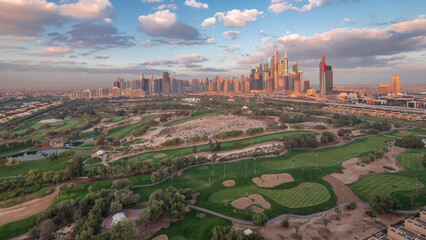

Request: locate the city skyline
(1, 0), (426, 89)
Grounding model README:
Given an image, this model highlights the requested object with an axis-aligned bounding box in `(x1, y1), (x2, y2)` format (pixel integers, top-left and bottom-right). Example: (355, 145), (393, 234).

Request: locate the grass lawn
(386, 128), (426, 138)
(0, 214), (39, 240)
(127, 130), (317, 163)
(107, 115), (158, 139)
(397, 149), (426, 170)
(149, 209), (231, 240)
(350, 173), (424, 203)
(209, 182), (330, 208)
(102, 114), (125, 122)
(21, 118), (86, 142)
(0, 188), (54, 208)
(86, 157), (102, 165)
(261, 134), (393, 170)
(0, 148), (93, 178)
(164, 110), (223, 127)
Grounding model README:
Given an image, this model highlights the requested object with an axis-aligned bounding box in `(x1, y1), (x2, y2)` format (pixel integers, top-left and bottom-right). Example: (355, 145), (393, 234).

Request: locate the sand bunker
(153, 153), (167, 158)
(223, 180), (235, 187)
(231, 194), (271, 210)
(250, 206), (264, 213)
(153, 234), (168, 240)
(38, 119), (63, 123)
(143, 159), (153, 162)
(252, 173), (295, 187)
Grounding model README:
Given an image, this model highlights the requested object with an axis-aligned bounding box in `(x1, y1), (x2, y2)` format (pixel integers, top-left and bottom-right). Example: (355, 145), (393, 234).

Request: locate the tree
(5, 158), (21, 168)
(295, 225), (300, 236)
(109, 200), (123, 215)
(392, 185), (397, 197)
(321, 215), (329, 229)
(369, 194), (400, 214)
(281, 218), (289, 228)
(252, 212), (268, 227)
(108, 219), (138, 240)
(210, 226), (244, 240)
(192, 146), (197, 153)
(395, 135), (425, 148)
(39, 219), (54, 240)
(244, 161), (248, 178)
(334, 208), (341, 220)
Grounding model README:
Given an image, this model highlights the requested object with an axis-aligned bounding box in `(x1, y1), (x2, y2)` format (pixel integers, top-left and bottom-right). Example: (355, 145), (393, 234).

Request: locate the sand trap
(330, 146), (404, 184)
(143, 159), (153, 162)
(153, 153), (167, 159)
(231, 194), (271, 210)
(223, 180), (235, 187)
(251, 206), (264, 213)
(38, 119), (63, 123)
(153, 234), (168, 240)
(252, 173), (295, 187)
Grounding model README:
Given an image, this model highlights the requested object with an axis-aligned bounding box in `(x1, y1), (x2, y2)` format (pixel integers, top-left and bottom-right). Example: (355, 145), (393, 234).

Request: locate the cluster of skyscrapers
(69, 51), (334, 99)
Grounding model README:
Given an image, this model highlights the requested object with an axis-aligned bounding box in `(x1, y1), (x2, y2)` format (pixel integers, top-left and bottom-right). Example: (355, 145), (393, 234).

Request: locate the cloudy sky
(0, 0), (425, 89)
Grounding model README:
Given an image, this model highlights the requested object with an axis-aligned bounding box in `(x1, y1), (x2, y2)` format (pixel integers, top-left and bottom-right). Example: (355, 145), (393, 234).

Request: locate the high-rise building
(149, 75), (154, 94)
(293, 61), (298, 74)
(303, 80), (310, 93)
(274, 50), (279, 91)
(282, 51), (288, 75)
(162, 72), (170, 94)
(319, 54), (333, 95)
(392, 74), (401, 93)
(379, 84), (391, 94)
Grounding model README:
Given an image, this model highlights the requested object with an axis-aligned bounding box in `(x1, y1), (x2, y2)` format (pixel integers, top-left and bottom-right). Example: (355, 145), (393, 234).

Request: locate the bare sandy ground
(0, 187), (58, 225)
(330, 146), (404, 185)
(153, 153), (167, 158)
(245, 207), (407, 240)
(152, 235), (168, 240)
(252, 173), (294, 188)
(231, 194), (271, 210)
(223, 180), (235, 187)
(323, 175), (363, 204)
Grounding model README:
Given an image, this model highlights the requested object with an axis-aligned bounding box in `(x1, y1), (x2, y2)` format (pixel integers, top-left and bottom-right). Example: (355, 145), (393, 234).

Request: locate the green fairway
(209, 182), (330, 208)
(127, 130), (317, 163)
(0, 214), (39, 240)
(164, 110), (223, 126)
(386, 128), (426, 138)
(10, 115), (58, 135)
(21, 118), (85, 142)
(261, 135), (393, 170)
(102, 114), (125, 122)
(150, 210), (231, 240)
(107, 115), (158, 139)
(350, 173), (424, 202)
(397, 149), (426, 170)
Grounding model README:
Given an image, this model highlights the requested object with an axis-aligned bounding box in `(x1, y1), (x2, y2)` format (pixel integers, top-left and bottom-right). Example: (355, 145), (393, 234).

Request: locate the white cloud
(214, 9), (263, 27)
(140, 40), (161, 47)
(142, 0), (163, 2)
(138, 10), (201, 40)
(342, 18), (356, 24)
(143, 54), (207, 66)
(269, 0), (328, 14)
(1, 36), (36, 41)
(201, 17), (216, 28)
(32, 46), (72, 56)
(223, 31), (239, 40)
(154, 4), (177, 10)
(184, 0), (208, 9)
(221, 45), (241, 53)
(262, 37), (271, 44)
(58, 0), (113, 19)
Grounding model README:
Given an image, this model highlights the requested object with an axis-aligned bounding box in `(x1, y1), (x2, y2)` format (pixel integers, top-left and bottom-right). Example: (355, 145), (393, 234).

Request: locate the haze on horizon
(0, 0), (425, 89)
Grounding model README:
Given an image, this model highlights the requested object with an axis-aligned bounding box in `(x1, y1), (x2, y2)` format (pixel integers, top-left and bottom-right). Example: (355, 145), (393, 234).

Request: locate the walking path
(190, 204), (426, 226)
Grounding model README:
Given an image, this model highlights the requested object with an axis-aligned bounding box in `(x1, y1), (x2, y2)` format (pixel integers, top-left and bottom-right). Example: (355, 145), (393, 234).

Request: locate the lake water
(8, 149), (68, 161)
(64, 138), (95, 148)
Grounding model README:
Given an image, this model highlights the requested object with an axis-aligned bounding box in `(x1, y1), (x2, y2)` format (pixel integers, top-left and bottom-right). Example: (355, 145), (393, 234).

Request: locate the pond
(8, 149), (68, 161)
(64, 138), (95, 148)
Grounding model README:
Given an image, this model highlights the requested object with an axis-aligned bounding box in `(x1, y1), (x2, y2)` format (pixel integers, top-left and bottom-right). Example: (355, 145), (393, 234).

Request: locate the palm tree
(295, 225), (300, 236)
(321, 215), (329, 229)
(392, 184), (397, 197)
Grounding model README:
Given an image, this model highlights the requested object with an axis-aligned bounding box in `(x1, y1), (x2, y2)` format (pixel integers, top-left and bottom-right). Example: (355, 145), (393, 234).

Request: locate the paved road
(190, 204), (426, 226)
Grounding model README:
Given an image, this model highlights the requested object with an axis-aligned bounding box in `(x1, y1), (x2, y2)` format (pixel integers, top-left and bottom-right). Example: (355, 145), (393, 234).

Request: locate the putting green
(209, 182), (330, 208)
(350, 174), (424, 201)
(397, 149), (426, 170)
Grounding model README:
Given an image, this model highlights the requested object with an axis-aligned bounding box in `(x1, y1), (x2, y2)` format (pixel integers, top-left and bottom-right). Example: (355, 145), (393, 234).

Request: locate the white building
(111, 212), (126, 226)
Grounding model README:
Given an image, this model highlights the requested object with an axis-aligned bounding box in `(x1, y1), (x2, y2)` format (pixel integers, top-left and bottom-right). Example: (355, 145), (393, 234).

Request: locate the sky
(0, 0), (425, 89)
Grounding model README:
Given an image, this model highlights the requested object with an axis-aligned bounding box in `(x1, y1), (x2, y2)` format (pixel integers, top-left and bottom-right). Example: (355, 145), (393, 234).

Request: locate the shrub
(346, 202), (357, 210)
(214, 130), (243, 139)
(161, 138), (183, 147)
(314, 124), (327, 130)
(246, 127), (264, 135)
(395, 135), (425, 148)
(281, 218), (289, 228)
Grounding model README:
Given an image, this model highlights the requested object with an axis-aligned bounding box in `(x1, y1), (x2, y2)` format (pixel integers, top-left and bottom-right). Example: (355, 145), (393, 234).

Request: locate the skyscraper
(319, 54), (333, 95)
(282, 51), (288, 75)
(162, 72), (170, 94)
(293, 61), (298, 74)
(274, 50), (279, 91)
(392, 74), (401, 93)
(303, 80), (310, 93)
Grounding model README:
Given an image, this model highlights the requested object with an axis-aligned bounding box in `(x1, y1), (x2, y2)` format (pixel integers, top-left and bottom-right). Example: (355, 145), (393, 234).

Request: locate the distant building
(392, 74), (401, 93)
(319, 54), (333, 95)
(303, 80), (310, 93)
(379, 84), (391, 94)
(162, 72), (170, 94)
